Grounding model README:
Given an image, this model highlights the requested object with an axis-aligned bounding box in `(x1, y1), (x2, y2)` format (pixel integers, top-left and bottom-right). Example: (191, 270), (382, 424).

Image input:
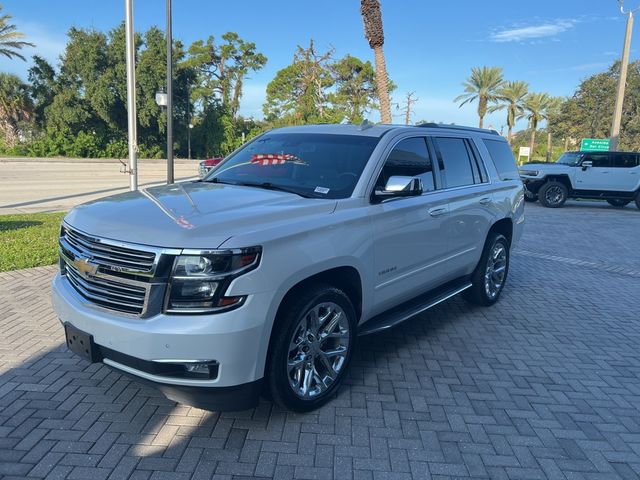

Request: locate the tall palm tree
(454, 66), (504, 129)
(0, 73), (33, 146)
(360, 0), (392, 124)
(0, 7), (34, 61)
(523, 92), (553, 156)
(488, 80), (529, 143)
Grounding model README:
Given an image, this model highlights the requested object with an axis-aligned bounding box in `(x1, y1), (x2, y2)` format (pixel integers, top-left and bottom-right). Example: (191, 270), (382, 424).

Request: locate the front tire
(635, 192), (640, 210)
(463, 232), (510, 306)
(524, 189), (538, 203)
(266, 284), (356, 412)
(538, 181), (568, 208)
(607, 199), (630, 208)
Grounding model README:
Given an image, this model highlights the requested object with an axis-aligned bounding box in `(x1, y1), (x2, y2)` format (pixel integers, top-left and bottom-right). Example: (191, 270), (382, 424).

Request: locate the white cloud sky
(491, 20), (576, 42)
(0, 19), (66, 79)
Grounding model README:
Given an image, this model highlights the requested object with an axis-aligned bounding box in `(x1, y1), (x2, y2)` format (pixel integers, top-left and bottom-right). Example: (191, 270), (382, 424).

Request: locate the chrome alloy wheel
(484, 243), (507, 300)
(287, 302), (350, 399)
(544, 185), (564, 205)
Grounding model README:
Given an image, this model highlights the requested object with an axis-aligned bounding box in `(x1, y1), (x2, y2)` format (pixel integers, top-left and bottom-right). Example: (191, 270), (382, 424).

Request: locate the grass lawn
(0, 212), (66, 272)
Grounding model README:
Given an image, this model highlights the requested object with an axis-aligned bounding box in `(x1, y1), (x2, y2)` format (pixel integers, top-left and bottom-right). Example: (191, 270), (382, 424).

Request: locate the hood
(64, 181), (337, 249)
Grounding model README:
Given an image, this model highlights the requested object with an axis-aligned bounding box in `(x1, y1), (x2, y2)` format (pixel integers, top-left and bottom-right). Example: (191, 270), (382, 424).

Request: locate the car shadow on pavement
(0, 297), (472, 479)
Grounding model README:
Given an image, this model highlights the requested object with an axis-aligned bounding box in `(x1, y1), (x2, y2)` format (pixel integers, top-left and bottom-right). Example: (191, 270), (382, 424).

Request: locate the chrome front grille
(65, 264), (148, 315)
(59, 225), (171, 316)
(63, 226), (156, 275)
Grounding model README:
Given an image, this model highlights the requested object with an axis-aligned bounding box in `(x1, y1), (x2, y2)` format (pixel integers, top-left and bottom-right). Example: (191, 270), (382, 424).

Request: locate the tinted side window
(377, 137), (435, 191)
(612, 153), (638, 168)
(483, 139), (519, 181)
(584, 154), (611, 168)
(434, 137), (475, 188)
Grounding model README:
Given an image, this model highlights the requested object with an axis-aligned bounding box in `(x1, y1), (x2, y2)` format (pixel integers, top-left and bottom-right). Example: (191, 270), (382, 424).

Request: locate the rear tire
(463, 232), (510, 306)
(635, 193), (640, 210)
(606, 199), (630, 208)
(538, 181), (568, 208)
(266, 284), (356, 412)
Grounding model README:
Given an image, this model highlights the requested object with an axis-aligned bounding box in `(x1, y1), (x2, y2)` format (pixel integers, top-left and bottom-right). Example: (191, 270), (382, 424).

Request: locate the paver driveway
(1, 202), (640, 480)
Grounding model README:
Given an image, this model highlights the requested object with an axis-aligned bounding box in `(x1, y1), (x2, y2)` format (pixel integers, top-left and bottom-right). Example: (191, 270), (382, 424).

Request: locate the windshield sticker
(314, 186), (330, 195)
(251, 153), (307, 166)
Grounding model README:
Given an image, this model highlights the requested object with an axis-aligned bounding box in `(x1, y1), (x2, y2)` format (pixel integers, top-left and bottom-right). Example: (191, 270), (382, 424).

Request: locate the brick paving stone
(1, 203), (640, 478)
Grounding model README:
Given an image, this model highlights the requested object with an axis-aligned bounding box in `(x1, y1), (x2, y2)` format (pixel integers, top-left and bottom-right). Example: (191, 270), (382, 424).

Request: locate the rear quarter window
(483, 139), (519, 181)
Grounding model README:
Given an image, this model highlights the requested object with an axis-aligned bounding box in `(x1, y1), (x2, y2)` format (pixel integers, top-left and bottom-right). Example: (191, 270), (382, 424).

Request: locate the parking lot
(1, 201), (640, 479)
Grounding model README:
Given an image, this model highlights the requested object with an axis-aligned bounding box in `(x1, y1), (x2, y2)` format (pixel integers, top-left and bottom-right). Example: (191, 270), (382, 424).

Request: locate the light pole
(124, 0), (138, 191)
(610, 0), (639, 151)
(166, 0), (174, 183)
(188, 124), (193, 160)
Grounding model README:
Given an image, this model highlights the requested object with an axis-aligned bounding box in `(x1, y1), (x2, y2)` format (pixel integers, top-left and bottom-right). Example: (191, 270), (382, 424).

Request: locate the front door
(573, 153), (612, 191)
(370, 137), (451, 313)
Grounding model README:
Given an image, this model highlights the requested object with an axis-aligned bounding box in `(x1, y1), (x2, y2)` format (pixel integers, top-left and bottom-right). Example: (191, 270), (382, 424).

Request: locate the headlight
(165, 247), (261, 313)
(519, 170), (539, 176)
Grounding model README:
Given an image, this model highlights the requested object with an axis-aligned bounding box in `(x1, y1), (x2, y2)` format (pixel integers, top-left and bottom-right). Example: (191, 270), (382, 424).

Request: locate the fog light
(183, 362), (218, 379)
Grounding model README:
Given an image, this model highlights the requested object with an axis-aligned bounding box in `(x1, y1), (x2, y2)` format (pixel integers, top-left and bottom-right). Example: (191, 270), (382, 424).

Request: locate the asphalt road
(0, 159), (199, 215)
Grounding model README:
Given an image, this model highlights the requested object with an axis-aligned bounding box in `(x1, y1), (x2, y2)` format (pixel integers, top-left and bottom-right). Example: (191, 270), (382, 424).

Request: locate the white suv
(519, 151), (640, 209)
(52, 124), (525, 412)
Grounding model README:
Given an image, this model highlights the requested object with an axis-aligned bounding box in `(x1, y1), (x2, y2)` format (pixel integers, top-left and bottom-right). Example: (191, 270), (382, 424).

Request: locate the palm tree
(0, 7), (34, 61)
(0, 73), (33, 146)
(454, 66), (504, 129)
(488, 80), (528, 143)
(523, 92), (553, 157)
(360, 0), (392, 124)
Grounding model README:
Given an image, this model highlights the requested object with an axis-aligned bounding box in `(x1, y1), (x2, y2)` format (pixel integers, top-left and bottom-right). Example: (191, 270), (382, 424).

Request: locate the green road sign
(580, 138), (610, 152)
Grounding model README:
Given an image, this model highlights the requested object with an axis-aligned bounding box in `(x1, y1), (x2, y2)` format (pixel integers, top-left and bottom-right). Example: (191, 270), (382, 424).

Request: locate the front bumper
(52, 272), (274, 410)
(520, 176), (546, 195)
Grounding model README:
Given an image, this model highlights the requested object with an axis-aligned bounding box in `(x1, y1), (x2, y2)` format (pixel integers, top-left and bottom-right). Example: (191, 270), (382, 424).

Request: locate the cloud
(491, 20), (576, 43)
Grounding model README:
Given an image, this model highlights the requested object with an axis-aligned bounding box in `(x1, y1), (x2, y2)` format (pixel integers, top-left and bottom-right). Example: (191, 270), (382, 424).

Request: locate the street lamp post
(124, 0), (138, 191)
(188, 124), (193, 160)
(610, 0), (639, 151)
(166, 0), (174, 183)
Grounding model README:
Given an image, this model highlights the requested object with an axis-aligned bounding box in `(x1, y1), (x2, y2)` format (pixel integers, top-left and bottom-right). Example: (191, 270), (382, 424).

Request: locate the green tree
(329, 55), (377, 123)
(28, 55), (57, 129)
(488, 80), (528, 143)
(0, 6), (34, 61)
(455, 66), (504, 129)
(0, 73), (33, 146)
(523, 92), (553, 155)
(360, 0), (392, 123)
(263, 40), (336, 124)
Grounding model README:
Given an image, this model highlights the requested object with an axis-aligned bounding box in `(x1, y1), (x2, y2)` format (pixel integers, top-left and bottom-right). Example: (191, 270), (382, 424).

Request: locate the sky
(1, 0), (636, 131)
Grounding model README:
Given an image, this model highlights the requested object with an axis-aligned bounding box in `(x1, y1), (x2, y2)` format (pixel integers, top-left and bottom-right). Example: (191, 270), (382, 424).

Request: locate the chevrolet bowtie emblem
(73, 257), (98, 276)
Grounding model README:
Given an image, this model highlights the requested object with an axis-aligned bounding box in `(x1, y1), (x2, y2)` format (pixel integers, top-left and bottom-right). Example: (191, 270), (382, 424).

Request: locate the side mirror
(581, 160), (592, 171)
(373, 176), (423, 203)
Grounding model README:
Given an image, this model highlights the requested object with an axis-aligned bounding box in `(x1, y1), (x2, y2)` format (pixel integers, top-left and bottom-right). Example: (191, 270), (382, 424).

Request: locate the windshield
(204, 133), (380, 199)
(556, 152), (583, 166)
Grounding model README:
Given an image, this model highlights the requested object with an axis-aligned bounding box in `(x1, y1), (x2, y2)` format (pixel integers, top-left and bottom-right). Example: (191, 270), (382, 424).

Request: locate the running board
(358, 280), (472, 336)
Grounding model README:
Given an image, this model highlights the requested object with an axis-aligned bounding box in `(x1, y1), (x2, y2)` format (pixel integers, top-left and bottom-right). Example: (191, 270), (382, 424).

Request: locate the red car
(198, 157), (223, 178)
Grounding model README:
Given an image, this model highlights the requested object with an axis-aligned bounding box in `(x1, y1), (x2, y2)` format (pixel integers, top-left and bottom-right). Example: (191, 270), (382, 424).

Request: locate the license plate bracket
(64, 324), (98, 363)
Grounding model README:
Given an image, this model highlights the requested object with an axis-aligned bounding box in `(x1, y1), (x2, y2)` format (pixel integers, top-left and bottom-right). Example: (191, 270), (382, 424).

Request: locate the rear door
(573, 153), (612, 190)
(610, 153), (640, 191)
(430, 136), (495, 280)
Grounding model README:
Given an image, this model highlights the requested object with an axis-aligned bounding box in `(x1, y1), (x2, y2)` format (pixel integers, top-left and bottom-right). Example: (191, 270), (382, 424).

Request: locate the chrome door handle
(479, 197), (491, 205)
(428, 207), (447, 217)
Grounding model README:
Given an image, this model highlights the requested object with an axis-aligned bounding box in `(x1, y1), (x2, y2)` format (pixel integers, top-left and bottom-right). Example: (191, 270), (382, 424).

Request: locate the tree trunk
(546, 132), (552, 162)
(529, 125), (537, 158)
(507, 126), (513, 144)
(373, 45), (392, 124)
(477, 96), (486, 129)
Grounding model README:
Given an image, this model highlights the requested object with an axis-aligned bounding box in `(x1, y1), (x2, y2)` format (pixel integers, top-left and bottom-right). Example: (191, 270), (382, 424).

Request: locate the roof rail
(415, 122), (500, 136)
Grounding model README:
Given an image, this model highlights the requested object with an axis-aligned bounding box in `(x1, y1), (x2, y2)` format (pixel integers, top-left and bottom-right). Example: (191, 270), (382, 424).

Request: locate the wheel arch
(543, 174), (573, 192)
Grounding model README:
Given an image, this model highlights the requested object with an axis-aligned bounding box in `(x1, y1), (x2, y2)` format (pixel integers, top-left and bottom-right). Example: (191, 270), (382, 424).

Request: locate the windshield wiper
(235, 181), (314, 198)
